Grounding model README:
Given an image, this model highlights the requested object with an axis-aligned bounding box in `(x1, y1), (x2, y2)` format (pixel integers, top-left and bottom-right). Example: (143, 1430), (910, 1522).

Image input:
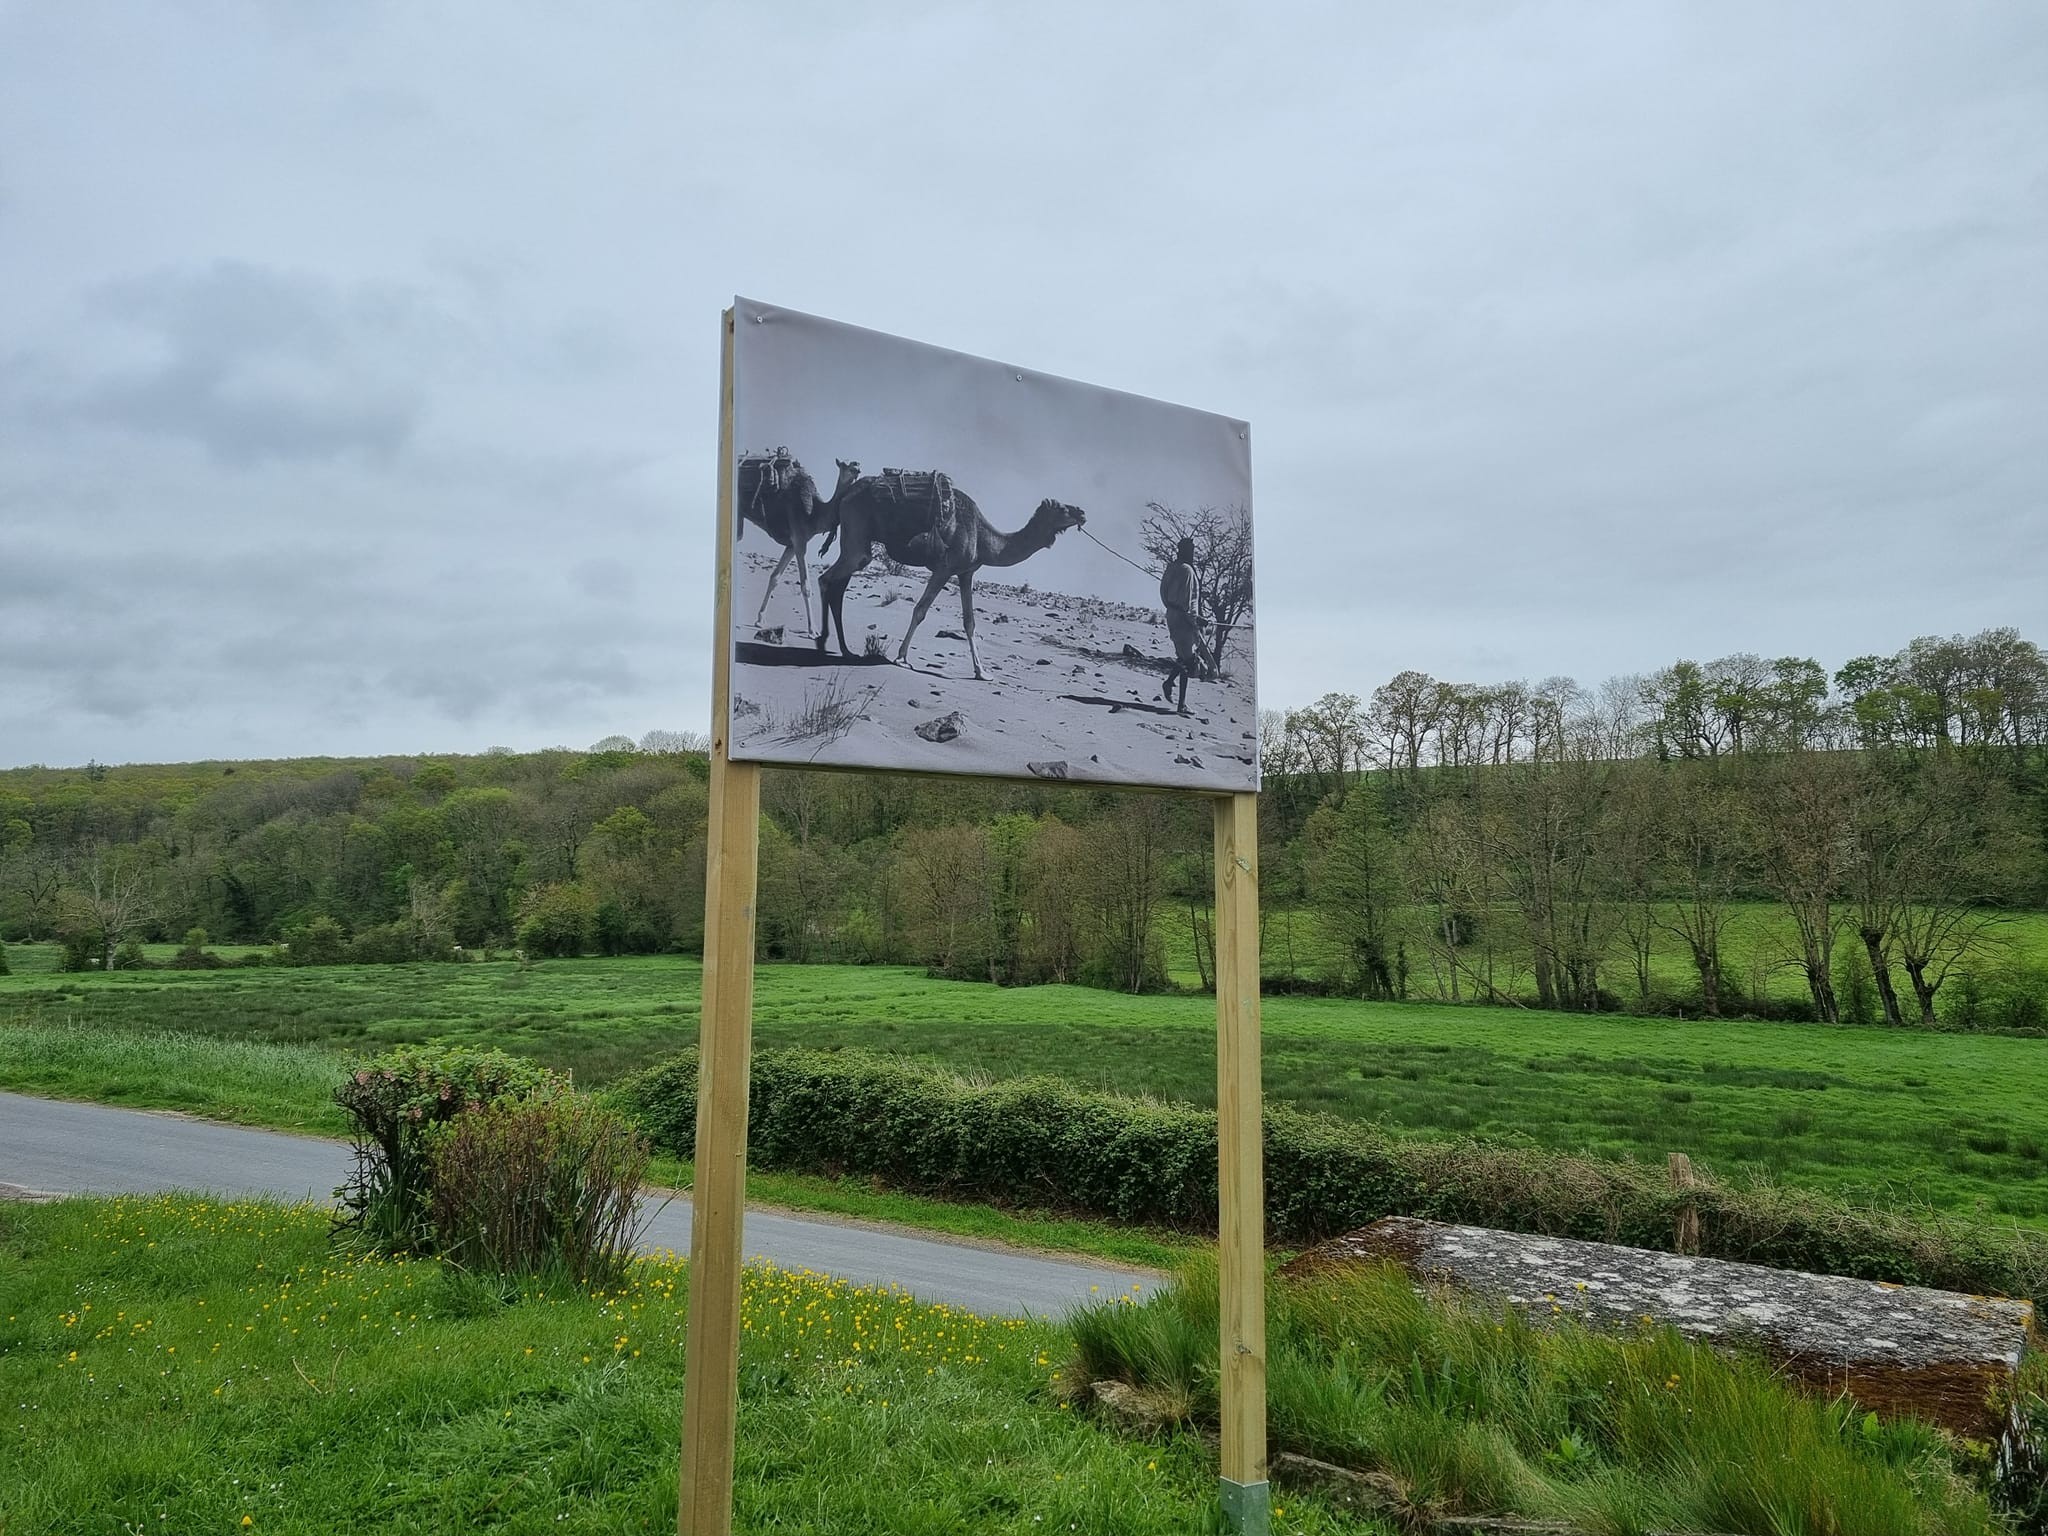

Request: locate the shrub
(287, 915), (349, 967)
(614, 1046), (2048, 1309)
(169, 928), (222, 970)
(112, 938), (149, 971)
(1947, 961), (2048, 1036)
(516, 882), (597, 959)
(59, 930), (98, 971)
(0, 940), (9, 976)
(346, 921), (414, 965)
(428, 1097), (649, 1285)
(332, 1046), (565, 1253)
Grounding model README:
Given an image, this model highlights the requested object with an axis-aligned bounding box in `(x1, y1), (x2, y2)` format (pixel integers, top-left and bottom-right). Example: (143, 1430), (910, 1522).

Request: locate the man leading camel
(1159, 536), (1213, 716)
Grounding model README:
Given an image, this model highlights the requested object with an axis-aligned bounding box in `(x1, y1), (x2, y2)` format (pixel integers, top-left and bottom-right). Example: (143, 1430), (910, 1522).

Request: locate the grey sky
(2, 2), (2043, 768)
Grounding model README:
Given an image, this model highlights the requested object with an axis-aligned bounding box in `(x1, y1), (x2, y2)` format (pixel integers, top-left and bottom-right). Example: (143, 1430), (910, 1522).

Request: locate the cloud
(44, 263), (431, 464)
(0, 3), (2043, 767)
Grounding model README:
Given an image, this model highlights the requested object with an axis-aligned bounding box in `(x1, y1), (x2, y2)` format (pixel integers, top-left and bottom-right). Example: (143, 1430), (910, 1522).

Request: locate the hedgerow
(613, 1046), (2048, 1308)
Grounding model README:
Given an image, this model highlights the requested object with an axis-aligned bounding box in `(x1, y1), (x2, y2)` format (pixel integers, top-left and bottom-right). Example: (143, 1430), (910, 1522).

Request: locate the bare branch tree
(1139, 502), (1254, 672)
(63, 842), (161, 969)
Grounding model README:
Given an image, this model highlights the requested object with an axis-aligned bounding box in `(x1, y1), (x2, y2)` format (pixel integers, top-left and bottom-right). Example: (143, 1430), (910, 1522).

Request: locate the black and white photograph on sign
(728, 297), (1257, 792)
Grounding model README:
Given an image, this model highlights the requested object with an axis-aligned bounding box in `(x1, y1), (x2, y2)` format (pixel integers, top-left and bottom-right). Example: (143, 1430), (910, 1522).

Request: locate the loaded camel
(737, 450), (860, 631)
(815, 471), (1088, 681)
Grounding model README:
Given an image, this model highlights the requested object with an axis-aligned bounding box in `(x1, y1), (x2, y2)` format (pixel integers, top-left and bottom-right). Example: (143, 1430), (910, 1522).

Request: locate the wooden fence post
(678, 309), (759, 1536)
(1669, 1152), (1700, 1256)
(1214, 792), (1268, 1533)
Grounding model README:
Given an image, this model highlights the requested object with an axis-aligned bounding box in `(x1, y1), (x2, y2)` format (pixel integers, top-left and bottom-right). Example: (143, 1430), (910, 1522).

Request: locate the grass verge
(0, 1194), (1356, 1533)
(0, 1017), (349, 1135)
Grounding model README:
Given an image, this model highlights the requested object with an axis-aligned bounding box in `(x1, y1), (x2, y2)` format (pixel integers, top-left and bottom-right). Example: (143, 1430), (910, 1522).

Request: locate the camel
(736, 452), (859, 630)
(815, 474), (1088, 680)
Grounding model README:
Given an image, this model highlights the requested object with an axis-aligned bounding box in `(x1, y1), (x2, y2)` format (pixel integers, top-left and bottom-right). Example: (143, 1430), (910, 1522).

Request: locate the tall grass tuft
(1070, 1258), (2007, 1535)
(0, 1016), (342, 1129)
(427, 1097), (650, 1286)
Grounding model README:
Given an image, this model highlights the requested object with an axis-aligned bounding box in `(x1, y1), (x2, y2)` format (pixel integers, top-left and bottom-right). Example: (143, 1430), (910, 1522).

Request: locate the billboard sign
(727, 296), (1256, 792)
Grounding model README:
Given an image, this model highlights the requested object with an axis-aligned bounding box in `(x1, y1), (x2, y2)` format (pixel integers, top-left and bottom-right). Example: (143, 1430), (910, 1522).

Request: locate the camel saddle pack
(737, 446), (808, 527)
(870, 467), (961, 561)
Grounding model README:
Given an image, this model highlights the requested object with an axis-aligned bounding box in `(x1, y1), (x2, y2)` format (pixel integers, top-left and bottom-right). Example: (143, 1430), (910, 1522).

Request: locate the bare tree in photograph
(1140, 502), (1254, 673)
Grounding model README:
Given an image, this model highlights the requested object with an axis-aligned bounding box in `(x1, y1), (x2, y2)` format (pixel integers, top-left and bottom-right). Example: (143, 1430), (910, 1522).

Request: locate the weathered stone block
(1281, 1216), (2036, 1440)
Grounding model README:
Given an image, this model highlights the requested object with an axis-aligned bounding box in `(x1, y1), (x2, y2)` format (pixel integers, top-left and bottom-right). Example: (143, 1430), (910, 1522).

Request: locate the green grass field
(6, 950), (2046, 1223)
(0, 1195), (1322, 1534)
(2, 1196), (2023, 1534)
(1163, 901), (2048, 1001)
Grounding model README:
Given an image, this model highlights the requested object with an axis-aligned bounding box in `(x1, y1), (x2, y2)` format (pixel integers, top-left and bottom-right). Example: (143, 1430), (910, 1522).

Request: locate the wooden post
(679, 310), (760, 1536)
(1669, 1152), (1700, 1256)
(1214, 792), (1268, 1534)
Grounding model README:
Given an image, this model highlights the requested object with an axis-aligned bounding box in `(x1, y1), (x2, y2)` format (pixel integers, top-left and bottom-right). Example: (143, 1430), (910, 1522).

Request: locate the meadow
(5, 949), (2047, 1223)
(1165, 900), (2048, 1004)
(0, 1194), (1308, 1534)
(0, 1195), (2023, 1534)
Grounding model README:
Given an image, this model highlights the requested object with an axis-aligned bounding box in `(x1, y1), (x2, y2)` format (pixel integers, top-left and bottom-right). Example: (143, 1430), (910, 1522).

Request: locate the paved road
(0, 1092), (1157, 1317)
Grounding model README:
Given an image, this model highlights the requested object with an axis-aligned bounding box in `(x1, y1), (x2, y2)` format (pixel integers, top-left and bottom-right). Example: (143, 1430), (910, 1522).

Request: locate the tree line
(2, 627), (2043, 1028)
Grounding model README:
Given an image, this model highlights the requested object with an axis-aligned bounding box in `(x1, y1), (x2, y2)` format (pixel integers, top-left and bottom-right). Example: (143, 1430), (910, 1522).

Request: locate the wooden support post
(679, 310), (759, 1536)
(1214, 791), (1268, 1534)
(1669, 1152), (1700, 1256)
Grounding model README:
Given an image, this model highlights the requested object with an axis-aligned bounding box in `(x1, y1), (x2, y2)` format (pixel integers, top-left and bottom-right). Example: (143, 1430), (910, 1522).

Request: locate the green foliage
(1304, 781), (1402, 998)
(0, 939), (8, 976)
(58, 929), (97, 971)
(516, 880), (598, 959)
(2003, 1357), (2048, 1530)
(411, 760), (457, 797)
(1948, 958), (2048, 1035)
(286, 914), (348, 966)
(427, 1097), (648, 1284)
(113, 937), (149, 971)
(0, 1196), (1272, 1533)
(1838, 947), (1880, 1029)
(1071, 1260), (2008, 1533)
(169, 926), (221, 970)
(615, 1045), (2048, 1307)
(345, 919), (414, 964)
(331, 1045), (565, 1252)
(0, 1018), (346, 1132)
